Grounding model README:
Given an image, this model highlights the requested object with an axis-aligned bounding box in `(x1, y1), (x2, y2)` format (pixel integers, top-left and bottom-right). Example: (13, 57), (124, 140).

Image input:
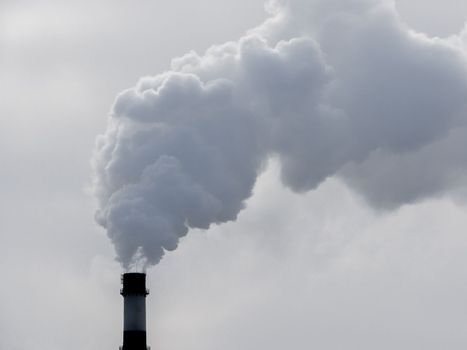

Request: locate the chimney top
(121, 273), (149, 296)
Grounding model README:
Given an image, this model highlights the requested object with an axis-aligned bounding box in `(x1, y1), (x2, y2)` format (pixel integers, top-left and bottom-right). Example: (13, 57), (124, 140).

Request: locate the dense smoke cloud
(93, 0), (467, 268)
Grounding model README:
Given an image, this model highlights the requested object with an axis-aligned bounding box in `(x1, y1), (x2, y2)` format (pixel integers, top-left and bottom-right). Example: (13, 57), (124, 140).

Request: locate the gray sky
(1, 1), (467, 349)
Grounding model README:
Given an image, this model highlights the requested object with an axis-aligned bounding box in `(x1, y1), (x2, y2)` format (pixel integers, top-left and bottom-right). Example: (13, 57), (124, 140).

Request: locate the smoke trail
(93, 0), (467, 268)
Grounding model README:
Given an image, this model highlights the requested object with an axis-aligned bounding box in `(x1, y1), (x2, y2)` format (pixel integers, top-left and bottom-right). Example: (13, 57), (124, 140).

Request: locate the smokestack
(120, 273), (149, 350)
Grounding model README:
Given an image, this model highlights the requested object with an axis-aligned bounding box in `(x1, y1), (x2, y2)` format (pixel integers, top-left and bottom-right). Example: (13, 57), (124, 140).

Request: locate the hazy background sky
(1, 1), (467, 349)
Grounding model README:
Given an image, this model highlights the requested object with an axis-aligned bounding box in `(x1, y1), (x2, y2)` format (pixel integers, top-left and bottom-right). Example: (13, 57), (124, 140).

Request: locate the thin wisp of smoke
(92, 0), (467, 269)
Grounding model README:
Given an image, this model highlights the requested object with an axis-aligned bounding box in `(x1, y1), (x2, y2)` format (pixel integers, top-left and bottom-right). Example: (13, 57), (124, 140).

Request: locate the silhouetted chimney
(120, 273), (149, 350)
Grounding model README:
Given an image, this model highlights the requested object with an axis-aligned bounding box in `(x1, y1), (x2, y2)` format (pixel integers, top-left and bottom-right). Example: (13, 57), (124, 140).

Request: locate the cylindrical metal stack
(120, 273), (149, 350)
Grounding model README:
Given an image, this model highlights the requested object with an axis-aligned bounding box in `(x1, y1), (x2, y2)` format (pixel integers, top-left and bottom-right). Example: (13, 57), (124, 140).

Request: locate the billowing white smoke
(93, 0), (467, 268)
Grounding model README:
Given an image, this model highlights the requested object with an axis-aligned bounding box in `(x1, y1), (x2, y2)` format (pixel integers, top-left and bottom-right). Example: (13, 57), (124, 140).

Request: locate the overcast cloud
(1, 1), (467, 349)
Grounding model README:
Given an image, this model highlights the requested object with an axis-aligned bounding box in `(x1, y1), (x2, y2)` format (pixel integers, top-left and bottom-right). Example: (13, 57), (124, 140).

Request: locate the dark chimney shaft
(120, 273), (150, 350)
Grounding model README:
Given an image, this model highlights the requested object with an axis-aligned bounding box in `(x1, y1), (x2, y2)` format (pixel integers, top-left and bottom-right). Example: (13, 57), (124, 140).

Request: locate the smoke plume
(93, 0), (467, 268)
